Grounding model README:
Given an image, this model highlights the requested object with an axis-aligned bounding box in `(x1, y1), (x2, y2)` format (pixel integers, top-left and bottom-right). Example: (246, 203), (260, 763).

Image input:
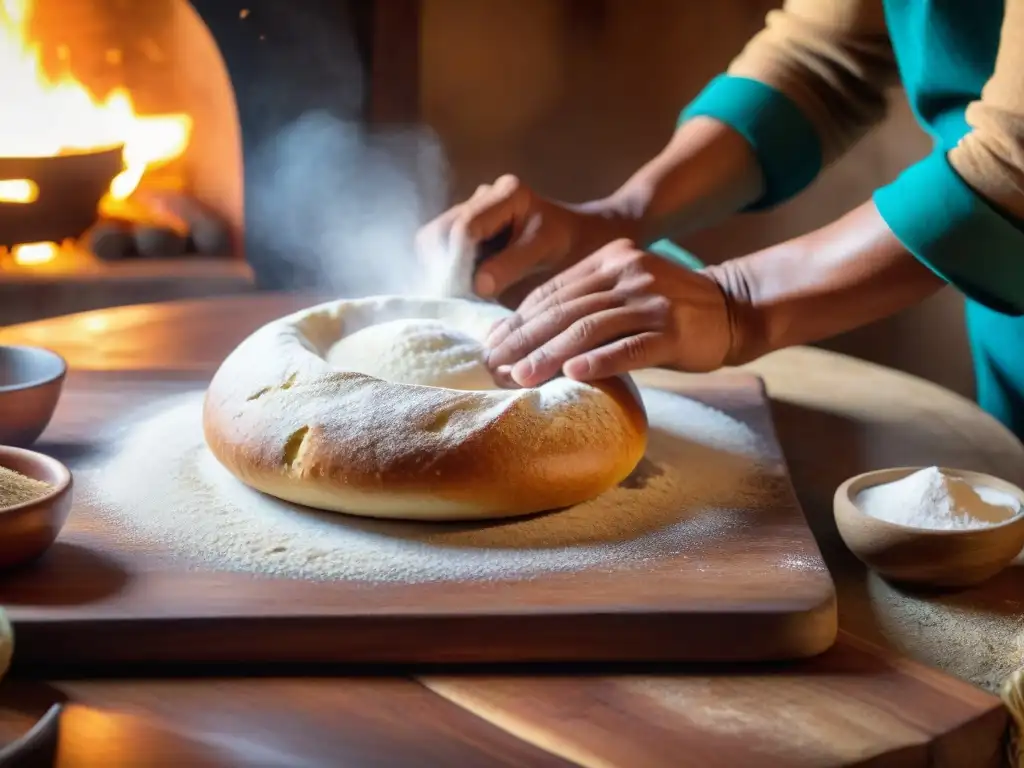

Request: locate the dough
(203, 296), (648, 521)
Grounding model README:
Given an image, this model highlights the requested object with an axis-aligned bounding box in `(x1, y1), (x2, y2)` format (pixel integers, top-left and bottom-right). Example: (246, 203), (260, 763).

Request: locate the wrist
(700, 202), (946, 365)
(567, 196), (647, 253)
(582, 178), (678, 249)
(596, 117), (765, 247)
(701, 260), (769, 366)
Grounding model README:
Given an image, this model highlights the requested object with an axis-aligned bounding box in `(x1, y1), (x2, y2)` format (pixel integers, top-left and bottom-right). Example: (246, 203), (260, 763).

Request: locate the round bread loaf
(203, 296), (648, 521)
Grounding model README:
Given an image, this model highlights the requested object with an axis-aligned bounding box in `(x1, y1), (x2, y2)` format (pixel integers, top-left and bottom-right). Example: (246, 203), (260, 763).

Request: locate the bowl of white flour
(834, 466), (1024, 589)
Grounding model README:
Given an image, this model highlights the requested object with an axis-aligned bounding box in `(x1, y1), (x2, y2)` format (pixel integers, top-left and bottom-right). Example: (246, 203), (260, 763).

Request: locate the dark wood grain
(0, 636), (1006, 767)
(423, 632), (1007, 767)
(0, 678), (572, 767)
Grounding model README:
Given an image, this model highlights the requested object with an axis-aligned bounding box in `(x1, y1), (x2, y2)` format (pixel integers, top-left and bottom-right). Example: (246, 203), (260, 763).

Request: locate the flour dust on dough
(325, 317), (499, 391)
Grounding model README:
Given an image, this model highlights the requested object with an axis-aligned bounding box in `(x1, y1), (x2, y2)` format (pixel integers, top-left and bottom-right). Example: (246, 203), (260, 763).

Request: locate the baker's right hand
(416, 175), (633, 303)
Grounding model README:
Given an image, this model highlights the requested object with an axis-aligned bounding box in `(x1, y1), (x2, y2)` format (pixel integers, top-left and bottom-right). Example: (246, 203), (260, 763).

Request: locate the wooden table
(0, 294), (1020, 767)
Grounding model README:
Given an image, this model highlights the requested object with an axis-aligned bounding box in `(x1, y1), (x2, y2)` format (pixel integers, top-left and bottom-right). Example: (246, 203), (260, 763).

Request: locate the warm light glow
(12, 241), (57, 265)
(0, 0), (193, 202)
(0, 177), (37, 203)
(80, 314), (110, 333)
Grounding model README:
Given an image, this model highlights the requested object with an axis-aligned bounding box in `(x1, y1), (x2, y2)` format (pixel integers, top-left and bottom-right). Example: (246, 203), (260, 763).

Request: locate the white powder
(325, 317), (497, 390)
(856, 466), (1021, 531)
(418, 224), (474, 299)
(77, 387), (787, 583)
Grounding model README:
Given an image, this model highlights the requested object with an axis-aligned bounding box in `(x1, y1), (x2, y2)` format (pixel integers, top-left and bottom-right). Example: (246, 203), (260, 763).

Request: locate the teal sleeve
(873, 151), (1024, 316)
(648, 238), (705, 270)
(680, 75), (823, 211)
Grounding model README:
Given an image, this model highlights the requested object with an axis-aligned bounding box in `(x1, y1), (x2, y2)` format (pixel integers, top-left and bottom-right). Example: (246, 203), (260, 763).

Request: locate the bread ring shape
(203, 296), (648, 521)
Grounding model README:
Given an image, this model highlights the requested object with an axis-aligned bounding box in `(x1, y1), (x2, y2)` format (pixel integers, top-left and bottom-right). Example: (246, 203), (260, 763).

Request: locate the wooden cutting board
(1, 365), (837, 668)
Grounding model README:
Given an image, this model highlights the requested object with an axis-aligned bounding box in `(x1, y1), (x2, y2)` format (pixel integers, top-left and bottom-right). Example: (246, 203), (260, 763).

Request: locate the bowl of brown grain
(0, 446), (72, 569)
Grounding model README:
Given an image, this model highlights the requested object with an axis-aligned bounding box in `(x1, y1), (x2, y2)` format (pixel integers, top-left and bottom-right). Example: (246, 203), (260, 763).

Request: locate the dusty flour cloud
(237, 1), (453, 296)
(246, 110), (451, 297)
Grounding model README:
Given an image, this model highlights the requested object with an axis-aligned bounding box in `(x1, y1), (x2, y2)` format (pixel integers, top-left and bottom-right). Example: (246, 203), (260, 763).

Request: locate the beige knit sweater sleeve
(727, 0), (1024, 221)
(948, 0), (1024, 221)
(726, 0), (897, 165)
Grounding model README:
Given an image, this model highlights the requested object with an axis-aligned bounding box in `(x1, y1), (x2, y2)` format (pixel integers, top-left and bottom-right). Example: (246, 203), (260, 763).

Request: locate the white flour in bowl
(856, 466), (1021, 531)
(78, 387), (783, 583)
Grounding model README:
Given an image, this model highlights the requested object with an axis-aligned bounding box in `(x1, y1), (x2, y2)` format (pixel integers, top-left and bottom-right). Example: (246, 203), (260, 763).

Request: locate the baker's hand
(484, 239), (734, 387)
(416, 175), (634, 302)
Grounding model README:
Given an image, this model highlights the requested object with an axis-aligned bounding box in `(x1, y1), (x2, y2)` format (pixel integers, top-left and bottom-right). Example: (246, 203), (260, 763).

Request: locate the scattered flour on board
(79, 387), (793, 583)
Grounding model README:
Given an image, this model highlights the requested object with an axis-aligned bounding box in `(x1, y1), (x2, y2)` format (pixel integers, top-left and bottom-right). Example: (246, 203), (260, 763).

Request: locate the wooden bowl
(0, 446), (73, 569)
(834, 467), (1024, 589)
(0, 346), (67, 447)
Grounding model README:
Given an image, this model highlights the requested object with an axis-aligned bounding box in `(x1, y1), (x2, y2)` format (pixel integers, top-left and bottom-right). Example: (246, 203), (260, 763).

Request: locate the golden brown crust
(203, 296), (648, 520)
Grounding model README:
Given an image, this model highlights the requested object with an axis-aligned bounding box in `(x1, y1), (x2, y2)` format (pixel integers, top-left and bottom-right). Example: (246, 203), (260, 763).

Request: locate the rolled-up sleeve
(874, 0), (1024, 316)
(681, 0), (897, 209)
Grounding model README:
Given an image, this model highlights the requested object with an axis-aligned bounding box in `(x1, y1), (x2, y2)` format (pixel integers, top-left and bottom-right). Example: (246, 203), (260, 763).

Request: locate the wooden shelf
(0, 256), (256, 327)
(0, 256), (253, 286)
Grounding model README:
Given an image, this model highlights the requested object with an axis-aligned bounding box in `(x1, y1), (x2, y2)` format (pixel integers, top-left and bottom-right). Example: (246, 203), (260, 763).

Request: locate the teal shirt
(677, 1), (1024, 438)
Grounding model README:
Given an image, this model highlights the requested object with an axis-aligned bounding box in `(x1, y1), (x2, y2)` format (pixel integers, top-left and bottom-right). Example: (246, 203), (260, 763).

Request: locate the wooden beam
(367, 0), (422, 125)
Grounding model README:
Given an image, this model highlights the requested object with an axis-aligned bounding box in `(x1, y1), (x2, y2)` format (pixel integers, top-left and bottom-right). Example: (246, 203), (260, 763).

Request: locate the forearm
(585, 0), (898, 243)
(706, 201), (945, 364)
(582, 116), (766, 245)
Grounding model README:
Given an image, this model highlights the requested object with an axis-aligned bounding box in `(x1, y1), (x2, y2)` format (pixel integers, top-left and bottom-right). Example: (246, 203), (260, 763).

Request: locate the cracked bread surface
(203, 296), (648, 521)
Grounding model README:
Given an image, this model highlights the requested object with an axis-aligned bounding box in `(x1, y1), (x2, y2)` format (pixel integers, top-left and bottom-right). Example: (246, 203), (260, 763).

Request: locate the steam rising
(247, 111), (451, 297)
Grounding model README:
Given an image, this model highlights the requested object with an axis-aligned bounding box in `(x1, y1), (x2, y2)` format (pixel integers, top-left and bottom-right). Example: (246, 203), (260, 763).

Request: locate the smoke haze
(246, 110), (451, 297)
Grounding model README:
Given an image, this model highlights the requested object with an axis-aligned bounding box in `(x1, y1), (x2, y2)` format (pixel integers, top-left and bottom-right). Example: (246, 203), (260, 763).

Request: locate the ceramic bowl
(0, 446), (73, 569)
(834, 466), (1024, 588)
(0, 345), (67, 446)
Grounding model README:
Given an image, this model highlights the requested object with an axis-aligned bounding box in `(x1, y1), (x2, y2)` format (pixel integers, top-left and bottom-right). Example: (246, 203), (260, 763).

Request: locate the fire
(12, 241), (57, 266)
(0, 0), (193, 265)
(0, 178), (37, 203)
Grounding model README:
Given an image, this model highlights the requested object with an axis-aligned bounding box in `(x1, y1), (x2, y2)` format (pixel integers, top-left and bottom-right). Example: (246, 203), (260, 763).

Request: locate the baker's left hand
(484, 239), (734, 388)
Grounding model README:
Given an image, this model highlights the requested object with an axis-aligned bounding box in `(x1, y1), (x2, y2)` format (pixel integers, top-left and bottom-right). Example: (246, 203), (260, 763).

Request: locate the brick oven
(0, 0), (420, 325)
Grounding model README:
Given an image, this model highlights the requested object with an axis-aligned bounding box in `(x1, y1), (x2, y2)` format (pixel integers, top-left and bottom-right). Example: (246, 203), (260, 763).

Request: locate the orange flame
(11, 241), (57, 265)
(0, 0), (193, 262)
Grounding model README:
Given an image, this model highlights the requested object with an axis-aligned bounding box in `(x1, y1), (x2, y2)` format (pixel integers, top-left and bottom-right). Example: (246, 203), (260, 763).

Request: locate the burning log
(134, 225), (188, 259)
(86, 219), (136, 262)
(136, 190), (232, 256)
(102, 194), (196, 259)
